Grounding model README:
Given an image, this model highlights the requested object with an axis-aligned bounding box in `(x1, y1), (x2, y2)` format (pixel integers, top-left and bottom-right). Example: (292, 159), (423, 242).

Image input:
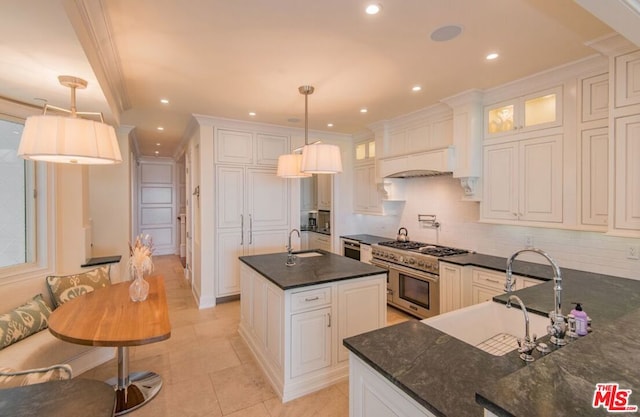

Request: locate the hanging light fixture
(276, 153), (311, 178)
(299, 86), (342, 174)
(18, 75), (122, 165)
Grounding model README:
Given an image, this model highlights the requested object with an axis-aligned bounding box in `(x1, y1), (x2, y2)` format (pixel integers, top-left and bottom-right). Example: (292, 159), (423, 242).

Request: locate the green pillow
(0, 294), (52, 350)
(46, 265), (111, 308)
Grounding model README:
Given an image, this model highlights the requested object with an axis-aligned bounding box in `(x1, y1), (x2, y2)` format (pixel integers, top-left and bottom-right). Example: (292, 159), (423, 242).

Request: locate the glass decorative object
(128, 234), (154, 302)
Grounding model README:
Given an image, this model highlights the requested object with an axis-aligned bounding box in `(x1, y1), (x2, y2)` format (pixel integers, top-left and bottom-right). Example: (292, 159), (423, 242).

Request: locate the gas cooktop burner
(377, 241), (468, 257)
(378, 240), (426, 250)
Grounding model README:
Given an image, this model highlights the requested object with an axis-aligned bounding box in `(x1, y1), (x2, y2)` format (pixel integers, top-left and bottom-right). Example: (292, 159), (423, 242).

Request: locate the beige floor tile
(263, 385), (349, 417)
(224, 402), (271, 417)
(129, 373), (222, 417)
(209, 361), (277, 415)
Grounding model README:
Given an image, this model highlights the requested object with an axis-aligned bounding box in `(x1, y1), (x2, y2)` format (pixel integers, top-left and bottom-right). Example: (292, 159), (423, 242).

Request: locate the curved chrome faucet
(286, 229), (301, 266)
(505, 248), (567, 346)
(507, 295), (537, 362)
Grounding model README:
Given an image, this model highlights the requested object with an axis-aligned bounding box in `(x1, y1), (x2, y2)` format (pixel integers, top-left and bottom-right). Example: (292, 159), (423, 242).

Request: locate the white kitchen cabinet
(614, 50), (640, 109)
(300, 175), (317, 211)
(308, 232), (332, 252)
(291, 306), (332, 378)
(470, 268), (507, 304)
(439, 262), (467, 314)
(317, 174), (332, 210)
(216, 129), (288, 166)
(300, 231), (309, 251)
(354, 164), (382, 214)
(518, 276), (545, 289)
(355, 138), (376, 162)
(484, 86), (563, 138)
(580, 127), (609, 227)
(581, 73), (609, 123)
(337, 278), (387, 362)
(215, 165), (289, 297)
(350, 354), (437, 417)
(360, 244), (373, 264)
(613, 114), (640, 233)
(482, 133), (563, 223)
(239, 264), (386, 402)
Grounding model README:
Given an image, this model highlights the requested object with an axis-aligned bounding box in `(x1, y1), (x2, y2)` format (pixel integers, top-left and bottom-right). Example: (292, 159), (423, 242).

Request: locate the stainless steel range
(371, 240), (468, 319)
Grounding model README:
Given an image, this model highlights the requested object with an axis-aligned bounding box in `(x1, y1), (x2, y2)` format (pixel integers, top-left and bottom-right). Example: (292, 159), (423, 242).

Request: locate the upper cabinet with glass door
(355, 139), (375, 164)
(484, 86), (563, 138)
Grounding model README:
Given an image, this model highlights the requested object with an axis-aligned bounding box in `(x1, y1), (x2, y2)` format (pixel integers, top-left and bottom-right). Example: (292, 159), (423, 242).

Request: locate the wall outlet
(525, 235), (534, 248)
(628, 245), (640, 260)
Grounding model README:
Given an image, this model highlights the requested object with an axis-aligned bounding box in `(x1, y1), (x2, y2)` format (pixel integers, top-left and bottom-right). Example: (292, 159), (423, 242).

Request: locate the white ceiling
(0, 0), (614, 158)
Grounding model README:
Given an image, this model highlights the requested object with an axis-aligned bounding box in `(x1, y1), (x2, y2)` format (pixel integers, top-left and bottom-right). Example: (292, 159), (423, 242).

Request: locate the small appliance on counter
(308, 211), (318, 229)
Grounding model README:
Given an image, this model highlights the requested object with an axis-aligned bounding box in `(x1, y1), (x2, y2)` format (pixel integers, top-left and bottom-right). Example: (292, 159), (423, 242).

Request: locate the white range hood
(379, 147), (455, 178)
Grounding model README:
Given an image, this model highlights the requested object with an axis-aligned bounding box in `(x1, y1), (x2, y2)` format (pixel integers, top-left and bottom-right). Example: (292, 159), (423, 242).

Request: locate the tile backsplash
(353, 175), (640, 280)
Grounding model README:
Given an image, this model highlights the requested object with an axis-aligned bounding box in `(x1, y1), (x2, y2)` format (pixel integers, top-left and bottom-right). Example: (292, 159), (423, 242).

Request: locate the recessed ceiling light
(160, 98), (169, 104)
(157, 126), (164, 131)
(365, 3), (382, 15)
(412, 85), (422, 92)
(360, 108), (368, 113)
(430, 25), (463, 42)
(154, 151), (159, 155)
(327, 123), (334, 127)
(486, 52), (499, 60)
(156, 142), (161, 146)
(249, 112), (256, 116)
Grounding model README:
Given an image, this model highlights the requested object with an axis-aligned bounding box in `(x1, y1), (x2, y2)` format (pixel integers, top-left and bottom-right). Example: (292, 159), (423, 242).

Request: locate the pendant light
(18, 75), (122, 165)
(299, 86), (342, 174)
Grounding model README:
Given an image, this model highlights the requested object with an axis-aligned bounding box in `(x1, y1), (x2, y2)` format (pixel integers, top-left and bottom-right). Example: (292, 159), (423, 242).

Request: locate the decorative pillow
(0, 364), (72, 388)
(0, 294), (52, 350)
(46, 265), (111, 308)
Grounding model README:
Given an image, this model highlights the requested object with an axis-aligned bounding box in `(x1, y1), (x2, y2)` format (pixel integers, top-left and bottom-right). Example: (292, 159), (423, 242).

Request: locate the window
(0, 116), (46, 277)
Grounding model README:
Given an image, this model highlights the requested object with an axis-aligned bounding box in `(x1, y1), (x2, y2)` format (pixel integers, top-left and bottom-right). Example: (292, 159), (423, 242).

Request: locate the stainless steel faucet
(505, 248), (567, 346)
(507, 294), (536, 362)
(286, 229), (301, 266)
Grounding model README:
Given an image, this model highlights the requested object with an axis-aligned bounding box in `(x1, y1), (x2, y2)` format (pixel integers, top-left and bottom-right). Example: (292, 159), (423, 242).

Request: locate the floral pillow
(0, 294), (52, 350)
(0, 364), (72, 388)
(46, 265), (111, 308)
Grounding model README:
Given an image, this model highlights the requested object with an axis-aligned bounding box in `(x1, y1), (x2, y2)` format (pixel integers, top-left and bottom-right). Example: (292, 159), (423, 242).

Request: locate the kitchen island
(344, 260), (640, 417)
(239, 250), (387, 402)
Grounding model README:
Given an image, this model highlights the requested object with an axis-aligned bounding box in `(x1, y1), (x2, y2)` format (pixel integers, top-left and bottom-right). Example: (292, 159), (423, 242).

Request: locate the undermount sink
(422, 301), (549, 356)
(294, 251), (324, 258)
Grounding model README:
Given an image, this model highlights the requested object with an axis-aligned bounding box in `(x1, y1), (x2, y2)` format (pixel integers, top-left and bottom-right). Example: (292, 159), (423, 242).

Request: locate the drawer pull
(485, 278), (500, 284)
(327, 313), (332, 327)
(305, 296), (320, 302)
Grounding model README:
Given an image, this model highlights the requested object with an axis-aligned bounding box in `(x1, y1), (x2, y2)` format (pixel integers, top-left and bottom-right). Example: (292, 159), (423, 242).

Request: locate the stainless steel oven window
(343, 240), (360, 261)
(398, 273), (430, 310)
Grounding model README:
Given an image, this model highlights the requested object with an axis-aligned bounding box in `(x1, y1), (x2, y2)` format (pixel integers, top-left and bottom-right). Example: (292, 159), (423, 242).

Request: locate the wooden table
(0, 379), (116, 417)
(48, 276), (171, 416)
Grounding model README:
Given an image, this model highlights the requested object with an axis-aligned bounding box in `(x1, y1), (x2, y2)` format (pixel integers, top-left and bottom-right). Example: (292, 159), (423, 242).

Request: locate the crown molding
(63, 0), (130, 124)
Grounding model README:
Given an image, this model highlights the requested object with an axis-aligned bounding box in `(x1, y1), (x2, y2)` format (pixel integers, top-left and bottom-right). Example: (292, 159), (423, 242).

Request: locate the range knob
(397, 255), (403, 263)
(408, 258), (415, 265)
(417, 260), (425, 267)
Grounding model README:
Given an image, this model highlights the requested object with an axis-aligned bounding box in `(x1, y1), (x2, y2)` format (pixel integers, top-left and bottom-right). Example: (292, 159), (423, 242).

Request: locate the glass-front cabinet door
(485, 86), (562, 137)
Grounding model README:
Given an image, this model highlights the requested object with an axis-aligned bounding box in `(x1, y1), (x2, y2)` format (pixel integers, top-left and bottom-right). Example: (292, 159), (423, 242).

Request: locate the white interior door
(138, 159), (177, 255)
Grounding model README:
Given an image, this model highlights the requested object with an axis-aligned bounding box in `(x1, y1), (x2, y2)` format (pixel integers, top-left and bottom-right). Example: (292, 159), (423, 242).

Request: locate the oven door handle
(392, 263), (439, 282)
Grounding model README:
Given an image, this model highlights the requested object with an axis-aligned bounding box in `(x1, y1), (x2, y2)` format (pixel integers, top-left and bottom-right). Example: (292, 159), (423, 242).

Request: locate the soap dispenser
(571, 303), (588, 336)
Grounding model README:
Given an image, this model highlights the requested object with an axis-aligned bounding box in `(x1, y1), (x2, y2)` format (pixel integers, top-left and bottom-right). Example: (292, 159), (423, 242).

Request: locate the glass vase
(129, 268), (149, 302)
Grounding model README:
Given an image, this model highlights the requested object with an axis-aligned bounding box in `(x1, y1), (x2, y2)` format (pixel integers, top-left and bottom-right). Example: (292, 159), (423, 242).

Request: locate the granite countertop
(340, 234), (393, 245)
(239, 250), (386, 290)
(344, 261), (640, 417)
(300, 226), (331, 235)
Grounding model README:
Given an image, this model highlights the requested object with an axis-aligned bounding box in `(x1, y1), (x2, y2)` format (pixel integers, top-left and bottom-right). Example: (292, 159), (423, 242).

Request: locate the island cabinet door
(337, 277), (386, 362)
(350, 354), (437, 417)
(290, 307), (332, 378)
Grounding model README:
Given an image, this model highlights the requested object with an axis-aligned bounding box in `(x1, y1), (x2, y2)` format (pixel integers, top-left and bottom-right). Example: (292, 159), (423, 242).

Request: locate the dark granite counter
(344, 265), (640, 417)
(340, 234), (393, 245)
(239, 250), (386, 290)
(300, 226), (331, 235)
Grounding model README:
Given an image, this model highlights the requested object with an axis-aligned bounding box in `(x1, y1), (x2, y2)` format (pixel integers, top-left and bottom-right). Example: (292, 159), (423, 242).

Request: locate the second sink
(422, 301), (549, 356)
